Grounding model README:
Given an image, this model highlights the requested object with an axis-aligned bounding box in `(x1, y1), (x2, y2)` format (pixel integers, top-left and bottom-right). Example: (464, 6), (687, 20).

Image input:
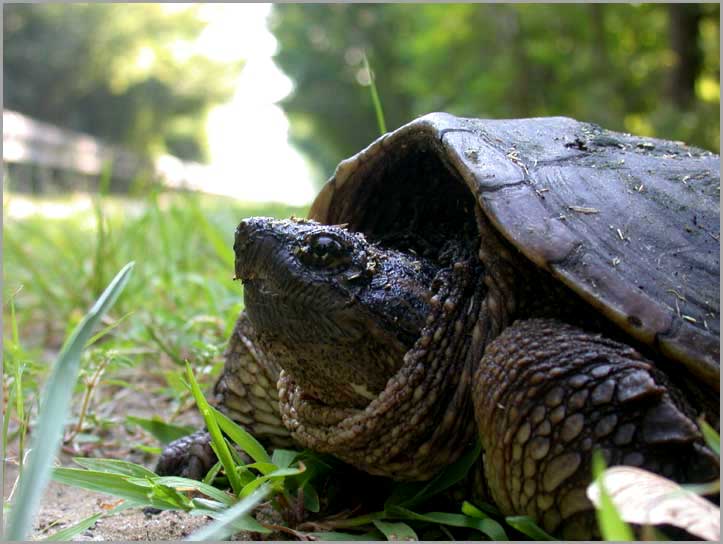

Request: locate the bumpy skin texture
(158, 114), (720, 539)
(213, 313), (291, 448)
(279, 255), (484, 479)
(474, 319), (718, 539)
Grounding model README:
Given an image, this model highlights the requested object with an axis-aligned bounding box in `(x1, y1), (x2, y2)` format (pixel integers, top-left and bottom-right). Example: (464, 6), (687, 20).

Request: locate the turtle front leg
(473, 318), (719, 539)
(156, 313), (292, 478)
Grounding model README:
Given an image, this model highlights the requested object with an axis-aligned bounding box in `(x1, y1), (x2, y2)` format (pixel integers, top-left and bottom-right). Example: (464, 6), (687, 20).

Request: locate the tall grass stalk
(363, 53), (387, 135)
(4, 262), (134, 540)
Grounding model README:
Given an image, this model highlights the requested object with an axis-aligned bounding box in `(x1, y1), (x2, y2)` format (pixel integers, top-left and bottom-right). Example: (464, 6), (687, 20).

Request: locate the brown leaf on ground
(587, 466), (720, 541)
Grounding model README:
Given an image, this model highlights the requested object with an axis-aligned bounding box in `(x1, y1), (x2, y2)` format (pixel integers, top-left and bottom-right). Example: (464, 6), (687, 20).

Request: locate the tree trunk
(668, 4), (702, 107)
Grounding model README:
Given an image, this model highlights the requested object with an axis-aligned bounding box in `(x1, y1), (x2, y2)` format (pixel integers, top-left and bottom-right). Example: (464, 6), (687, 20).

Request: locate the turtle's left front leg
(473, 318), (718, 539)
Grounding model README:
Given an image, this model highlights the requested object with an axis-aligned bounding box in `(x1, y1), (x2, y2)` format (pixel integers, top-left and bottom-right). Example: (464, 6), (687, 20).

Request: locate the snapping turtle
(158, 114), (720, 538)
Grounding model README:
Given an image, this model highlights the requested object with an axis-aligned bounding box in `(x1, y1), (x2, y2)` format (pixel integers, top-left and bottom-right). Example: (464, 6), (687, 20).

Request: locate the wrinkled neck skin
(235, 216), (510, 480)
(279, 250), (494, 481)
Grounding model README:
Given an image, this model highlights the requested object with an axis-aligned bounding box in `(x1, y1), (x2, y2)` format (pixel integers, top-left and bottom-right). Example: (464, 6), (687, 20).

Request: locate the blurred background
(3, 3), (720, 206)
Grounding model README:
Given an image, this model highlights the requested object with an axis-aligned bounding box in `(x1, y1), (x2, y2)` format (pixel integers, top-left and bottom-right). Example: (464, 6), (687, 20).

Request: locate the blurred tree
(270, 4), (719, 181)
(668, 4), (703, 107)
(3, 4), (243, 161)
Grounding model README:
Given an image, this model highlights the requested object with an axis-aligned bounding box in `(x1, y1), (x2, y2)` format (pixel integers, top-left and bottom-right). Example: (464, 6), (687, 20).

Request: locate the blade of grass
(185, 362), (244, 496)
(185, 484), (271, 541)
(52, 467), (190, 510)
(5, 262), (134, 541)
(504, 515), (555, 540)
(590, 450), (635, 540)
(202, 461), (223, 485)
(387, 440), (481, 509)
(362, 52), (386, 135)
(39, 501), (134, 541)
(313, 512), (386, 529)
(270, 448), (297, 469)
(71, 457), (158, 478)
(211, 406), (272, 465)
(13, 362), (26, 472)
(698, 417), (720, 456)
(40, 512), (102, 541)
(238, 466), (304, 497)
(149, 476), (235, 506)
(85, 311), (133, 347)
(372, 519), (418, 541)
(126, 415), (195, 445)
(386, 505), (508, 541)
(309, 531), (384, 541)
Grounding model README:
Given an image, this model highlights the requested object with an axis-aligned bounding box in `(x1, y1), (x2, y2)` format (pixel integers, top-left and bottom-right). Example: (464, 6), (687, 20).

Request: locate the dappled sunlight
(167, 3), (317, 205)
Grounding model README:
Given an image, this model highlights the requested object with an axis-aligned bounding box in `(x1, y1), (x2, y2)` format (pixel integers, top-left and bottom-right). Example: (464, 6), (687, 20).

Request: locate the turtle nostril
(234, 220), (252, 250)
(234, 217), (273, 256)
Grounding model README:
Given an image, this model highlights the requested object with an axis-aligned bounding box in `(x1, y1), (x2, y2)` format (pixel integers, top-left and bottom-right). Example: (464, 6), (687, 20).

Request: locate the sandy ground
(2, 367), (260, 541)
(4, 464), (211, 541)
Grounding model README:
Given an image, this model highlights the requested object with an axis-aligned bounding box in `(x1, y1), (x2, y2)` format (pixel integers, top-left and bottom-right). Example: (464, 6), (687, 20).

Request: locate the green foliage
(271, 3), (720, 181)
(3, 4), (243, 161)
(4, 263), (134, 540)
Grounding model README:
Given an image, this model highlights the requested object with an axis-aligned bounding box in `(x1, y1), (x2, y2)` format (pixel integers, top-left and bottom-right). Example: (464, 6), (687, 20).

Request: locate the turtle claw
(155, 430), (217, 480)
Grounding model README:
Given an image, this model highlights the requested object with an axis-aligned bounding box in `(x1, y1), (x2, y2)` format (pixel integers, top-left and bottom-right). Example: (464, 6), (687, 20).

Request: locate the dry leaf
(587, 466), (720, 541)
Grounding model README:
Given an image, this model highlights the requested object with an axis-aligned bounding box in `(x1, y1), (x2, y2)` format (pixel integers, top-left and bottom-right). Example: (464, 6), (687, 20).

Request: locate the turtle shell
(309, 113), (720, 391)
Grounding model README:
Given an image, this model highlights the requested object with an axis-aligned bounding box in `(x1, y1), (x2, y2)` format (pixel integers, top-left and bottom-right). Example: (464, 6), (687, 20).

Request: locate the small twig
(65, 356), (110, 444)
(568, 205), (600, 214)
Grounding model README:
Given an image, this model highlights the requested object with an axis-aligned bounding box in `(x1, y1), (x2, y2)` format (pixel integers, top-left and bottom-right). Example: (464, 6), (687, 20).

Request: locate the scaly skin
(157, 217), (719, 538)
(279, 256), (485, 479)
(214, 313), (292, 448)
(474, 319), (719, 539)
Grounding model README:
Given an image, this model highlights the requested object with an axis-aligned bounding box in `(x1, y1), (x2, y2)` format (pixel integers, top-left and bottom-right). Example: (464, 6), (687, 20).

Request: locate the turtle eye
(299, 234), (353, 270)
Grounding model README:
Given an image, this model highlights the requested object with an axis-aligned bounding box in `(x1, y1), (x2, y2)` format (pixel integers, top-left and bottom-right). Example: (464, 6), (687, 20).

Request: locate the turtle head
(234, 217), (438, 408)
